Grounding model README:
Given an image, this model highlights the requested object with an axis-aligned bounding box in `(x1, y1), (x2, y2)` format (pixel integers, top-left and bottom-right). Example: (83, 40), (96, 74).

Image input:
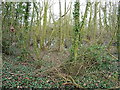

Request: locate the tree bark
(42, 1), (48, 49)
(93, 1), (98, 39)
(58, 0), (62, 51)
(117, 1), (120, 61)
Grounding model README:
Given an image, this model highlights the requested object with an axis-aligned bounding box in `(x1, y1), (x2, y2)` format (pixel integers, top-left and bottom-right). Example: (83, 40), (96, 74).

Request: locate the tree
(99, 2), (102, 31)
(93, 1), (98, 40)
(88, 2), (92, 31)
(79, 0), (90, 41)
(24, 2), (30, 30)
(41, 1), (48, 50)
(72, 0), (90, 61)
(103, 2), (108, 32)
(117, 1), (120, 61)
(58, 0), (62, 51)
(72, 0), (80, 61)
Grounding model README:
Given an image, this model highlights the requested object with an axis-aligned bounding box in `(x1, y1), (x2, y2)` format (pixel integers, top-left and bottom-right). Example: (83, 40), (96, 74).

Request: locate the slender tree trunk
(87, 2), (92, 40)
(30, 3), (34, 30)
(88, 2), (92, 30)
(99, 2), (102, 31)
(117, 1), (120, 61)
(38, 2), (43, 49)
(63, 0), (67, 48)
(42, 1), (48, 50)
(108, 2), (112, 31)
(24, 2), (30, 49)
(79, 1), (90, 42)
(24, 2), (30, 30)
(58, 0), (62, 51)
(93, 1), (98, 40)
(103, 2), (108, 31)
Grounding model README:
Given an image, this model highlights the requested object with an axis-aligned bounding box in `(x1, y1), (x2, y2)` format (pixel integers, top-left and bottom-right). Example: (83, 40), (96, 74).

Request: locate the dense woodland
(1, 0), (120, 89)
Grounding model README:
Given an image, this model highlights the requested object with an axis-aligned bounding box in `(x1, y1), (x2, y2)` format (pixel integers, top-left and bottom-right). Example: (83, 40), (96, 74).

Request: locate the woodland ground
(2, 44), (119, 89)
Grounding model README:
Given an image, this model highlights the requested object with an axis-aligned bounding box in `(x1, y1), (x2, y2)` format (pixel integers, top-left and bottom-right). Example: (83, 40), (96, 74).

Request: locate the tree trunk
(79, 1), (90, 41)
(42, 1), (48, 50)
(117, 1), (120, 61)
(72, 0), (80, 61)
(103, 2), (108, 31)
(93, 1), (98, 40)
(24, 2), (30, 30)
(58, 0), (62, 51)
(99, 2), (102, 31)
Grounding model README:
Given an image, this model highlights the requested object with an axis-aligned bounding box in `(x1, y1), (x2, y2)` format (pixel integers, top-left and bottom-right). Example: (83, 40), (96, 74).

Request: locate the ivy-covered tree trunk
(22, 2), (31, 59)
(117, 1), (120, 61)
(72, 0), (80, 61)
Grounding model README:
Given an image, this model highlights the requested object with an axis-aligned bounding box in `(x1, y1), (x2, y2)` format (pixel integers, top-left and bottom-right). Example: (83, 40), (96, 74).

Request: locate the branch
(58, 2), (72, 20)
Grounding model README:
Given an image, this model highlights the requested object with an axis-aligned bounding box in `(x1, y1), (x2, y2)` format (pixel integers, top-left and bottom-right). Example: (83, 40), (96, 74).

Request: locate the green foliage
(2, 57), (63, 88)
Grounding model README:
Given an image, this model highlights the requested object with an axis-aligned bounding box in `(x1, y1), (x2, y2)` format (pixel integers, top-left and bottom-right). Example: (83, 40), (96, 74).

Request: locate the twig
(106, 49), (118, 60)
(76, 65), (83, 76)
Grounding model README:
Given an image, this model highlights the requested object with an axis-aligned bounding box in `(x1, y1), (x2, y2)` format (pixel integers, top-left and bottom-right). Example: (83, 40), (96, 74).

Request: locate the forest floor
(2, 44), (119, 89)
(2, 49), (70, 88)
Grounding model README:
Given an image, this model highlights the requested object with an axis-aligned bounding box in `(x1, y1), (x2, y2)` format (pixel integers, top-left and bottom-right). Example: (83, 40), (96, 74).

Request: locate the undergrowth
(2, 45), (119, 89)
(57, 45), (119, 88)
